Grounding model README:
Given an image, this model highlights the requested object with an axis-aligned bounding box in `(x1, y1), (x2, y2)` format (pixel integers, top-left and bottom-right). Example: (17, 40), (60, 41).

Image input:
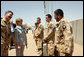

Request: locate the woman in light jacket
(14, 18), (27, 56)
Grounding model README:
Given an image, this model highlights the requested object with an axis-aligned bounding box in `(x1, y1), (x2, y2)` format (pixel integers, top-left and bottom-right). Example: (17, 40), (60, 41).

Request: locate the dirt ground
(8, 30), (83, 56)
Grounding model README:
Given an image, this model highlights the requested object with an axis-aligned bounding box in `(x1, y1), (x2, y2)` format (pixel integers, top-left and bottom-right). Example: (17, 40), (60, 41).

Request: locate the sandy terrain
(8, 30), (83, 56)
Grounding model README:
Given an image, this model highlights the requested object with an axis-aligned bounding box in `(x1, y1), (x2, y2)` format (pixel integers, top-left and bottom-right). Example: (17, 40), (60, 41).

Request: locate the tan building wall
(70, 19), (83, 45)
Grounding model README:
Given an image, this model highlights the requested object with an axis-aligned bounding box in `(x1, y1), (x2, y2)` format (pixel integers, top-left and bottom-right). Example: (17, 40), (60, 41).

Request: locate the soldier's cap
(16, 18), (23, 22)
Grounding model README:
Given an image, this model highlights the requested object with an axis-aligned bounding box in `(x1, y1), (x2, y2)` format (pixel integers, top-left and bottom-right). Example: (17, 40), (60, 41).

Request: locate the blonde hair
(16, 18), (23, 25)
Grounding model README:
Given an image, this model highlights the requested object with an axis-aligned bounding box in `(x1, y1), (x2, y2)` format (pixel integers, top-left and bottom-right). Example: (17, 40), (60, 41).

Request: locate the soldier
(34, 22), (38, 45)
(35, 22), (38, 30)
(34, 17), (44, 56)
(43, 14), (55, 56)
(54, 9), (74, 56)
(1, 11), (13, 56)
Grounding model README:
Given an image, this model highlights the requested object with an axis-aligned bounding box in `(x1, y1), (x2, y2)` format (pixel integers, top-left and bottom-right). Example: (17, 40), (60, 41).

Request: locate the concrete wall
(70, 19), (83, 45)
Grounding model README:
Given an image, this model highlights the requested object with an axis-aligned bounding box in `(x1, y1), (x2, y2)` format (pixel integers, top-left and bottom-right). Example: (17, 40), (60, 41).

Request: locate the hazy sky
(1, 1), (83, 26)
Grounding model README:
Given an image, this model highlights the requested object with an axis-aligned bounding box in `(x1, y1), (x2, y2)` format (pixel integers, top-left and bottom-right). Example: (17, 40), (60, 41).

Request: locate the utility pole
(51, 1), (53, 19)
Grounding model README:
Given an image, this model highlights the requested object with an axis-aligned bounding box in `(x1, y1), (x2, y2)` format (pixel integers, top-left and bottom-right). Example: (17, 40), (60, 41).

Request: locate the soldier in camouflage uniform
(43, 14), (56, 56)
(1, 11), (13, 56)
(54, 9), (74, 56)
(34, 22), (38, 45)
(34, 17), (44, 56)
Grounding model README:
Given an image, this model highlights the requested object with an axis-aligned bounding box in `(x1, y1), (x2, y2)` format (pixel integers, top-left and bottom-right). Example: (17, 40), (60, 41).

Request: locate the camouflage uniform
(34, 25), (38, 45)
(44, 21), (55, 56)
(55, 17), (74, 56)
(34, 22), (44, 56)
(1, 18), (11, 56)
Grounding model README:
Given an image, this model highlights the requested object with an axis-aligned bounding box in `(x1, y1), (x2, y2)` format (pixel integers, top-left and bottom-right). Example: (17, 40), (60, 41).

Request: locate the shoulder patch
(1, 20), (6, 26)
(63, 25), (66, 29)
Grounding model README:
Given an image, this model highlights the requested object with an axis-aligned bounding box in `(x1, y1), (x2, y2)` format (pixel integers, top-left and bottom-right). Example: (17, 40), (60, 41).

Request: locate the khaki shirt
(1, 18), (11, 44)
(44, 21), (55, 43)
(34, 23), (44, 38)
(55, 17), (74, 54)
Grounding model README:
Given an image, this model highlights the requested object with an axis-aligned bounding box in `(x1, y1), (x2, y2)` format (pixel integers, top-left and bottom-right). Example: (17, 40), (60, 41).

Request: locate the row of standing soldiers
(33, 9), (74, 56)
